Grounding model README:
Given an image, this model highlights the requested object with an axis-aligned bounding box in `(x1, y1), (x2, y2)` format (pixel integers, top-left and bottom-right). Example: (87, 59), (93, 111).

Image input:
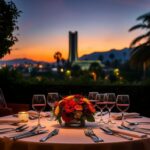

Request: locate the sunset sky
(2, 0), (150, 62)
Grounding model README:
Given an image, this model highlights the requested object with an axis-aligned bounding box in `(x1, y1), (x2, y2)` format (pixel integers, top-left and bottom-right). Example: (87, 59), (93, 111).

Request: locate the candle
(18, 112), (29, 122)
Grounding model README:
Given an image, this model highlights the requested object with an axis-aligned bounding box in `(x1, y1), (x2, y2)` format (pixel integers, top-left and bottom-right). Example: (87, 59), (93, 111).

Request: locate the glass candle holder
(18, 112), (29, 122)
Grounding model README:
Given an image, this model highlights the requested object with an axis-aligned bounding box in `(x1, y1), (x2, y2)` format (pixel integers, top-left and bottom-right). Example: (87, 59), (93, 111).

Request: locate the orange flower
(54, 105), (60, 116)
(53, 94), (95, 124)
(88, 104), (96, 113)
(74, 105), (83, 111)
(82, 98), (90, 104)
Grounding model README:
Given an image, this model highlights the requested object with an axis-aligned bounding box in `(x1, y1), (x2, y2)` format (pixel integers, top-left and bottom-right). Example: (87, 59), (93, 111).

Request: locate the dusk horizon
(2, 0), (150, 62)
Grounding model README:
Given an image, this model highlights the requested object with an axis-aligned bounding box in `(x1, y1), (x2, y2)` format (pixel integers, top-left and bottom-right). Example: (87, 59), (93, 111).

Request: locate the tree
(53, 51), (62, 67)
(89, 62), (102, 78)
(129, 12), (150, 79)
(71, 64), (82, 77)
(109, 53), (115, 62)
(0, 0), (21, 58)
(98, 54), (104, 62)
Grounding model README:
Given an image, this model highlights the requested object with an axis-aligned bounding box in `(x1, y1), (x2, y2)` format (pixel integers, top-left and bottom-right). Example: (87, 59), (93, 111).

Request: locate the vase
(64, 119), (85, 127)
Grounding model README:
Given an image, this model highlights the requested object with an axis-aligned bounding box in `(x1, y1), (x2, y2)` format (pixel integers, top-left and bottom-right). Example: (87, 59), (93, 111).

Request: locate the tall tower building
(68, 31), (78, 63)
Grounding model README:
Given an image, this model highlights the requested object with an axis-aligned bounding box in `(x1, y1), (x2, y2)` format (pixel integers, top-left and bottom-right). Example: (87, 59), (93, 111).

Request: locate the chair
(0, 88), (13, 117)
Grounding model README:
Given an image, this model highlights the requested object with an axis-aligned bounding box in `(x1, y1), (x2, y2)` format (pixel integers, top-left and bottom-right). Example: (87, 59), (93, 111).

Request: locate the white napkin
(109, 126), (147, 138)
(28, 110), (50, 117)
(0, 118), (20, 124)
(111, 113), (140, 120)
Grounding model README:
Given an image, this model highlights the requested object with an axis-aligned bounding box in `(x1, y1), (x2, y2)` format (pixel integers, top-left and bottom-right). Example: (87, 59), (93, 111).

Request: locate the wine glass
(96, 93), (107, 124)
(47, 92), (59, 120)
(32, 94), (46, 128)
(116, 95), (130, 125)
(88, 92), (99, 108)
(106, 93), (116, 124)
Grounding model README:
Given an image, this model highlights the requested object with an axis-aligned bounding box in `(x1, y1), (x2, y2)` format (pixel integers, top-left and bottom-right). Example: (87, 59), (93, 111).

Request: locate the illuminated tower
(68, 31), (78, 63)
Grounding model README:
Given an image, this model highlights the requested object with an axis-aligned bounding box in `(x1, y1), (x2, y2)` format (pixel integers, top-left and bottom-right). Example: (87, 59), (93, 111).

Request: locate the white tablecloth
(0, 114), (150, 150)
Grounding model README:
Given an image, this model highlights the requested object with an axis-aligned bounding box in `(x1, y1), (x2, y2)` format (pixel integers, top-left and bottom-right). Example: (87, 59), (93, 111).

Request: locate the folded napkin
(111, 113), (140, 120)
(0, 118), (20, 124)
(109, 126), (147, 138)
(28, 110), (50, 117)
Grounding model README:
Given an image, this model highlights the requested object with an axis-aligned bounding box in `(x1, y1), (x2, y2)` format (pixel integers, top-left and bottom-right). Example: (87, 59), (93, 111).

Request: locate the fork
(84, 129), (99, 142)
(40, 128), (59, 142)
(0, 124), (28, 134)
(85, 128), (104, 142)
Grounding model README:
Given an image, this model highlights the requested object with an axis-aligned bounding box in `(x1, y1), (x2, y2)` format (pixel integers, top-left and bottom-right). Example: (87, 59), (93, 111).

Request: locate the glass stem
(100, 109), (103, 120)
(108, 109), (111, 120)
(38, 112), (40, 126)
(122, 112), (124, 125)
(51, 107), (54, 116)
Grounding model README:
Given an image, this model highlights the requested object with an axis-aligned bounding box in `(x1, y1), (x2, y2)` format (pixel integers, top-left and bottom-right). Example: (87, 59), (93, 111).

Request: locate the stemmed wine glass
(88, 92), (99, 108)
(96, 93), (107, 124)
(106, 93), (116, 124)
(47, 92), (59, 120)
(116, 95), (130, 125)
(32, 94), (46, 128)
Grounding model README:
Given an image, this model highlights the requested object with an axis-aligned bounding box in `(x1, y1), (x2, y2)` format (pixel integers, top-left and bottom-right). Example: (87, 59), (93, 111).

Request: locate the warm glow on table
(18, 111), (29, 122)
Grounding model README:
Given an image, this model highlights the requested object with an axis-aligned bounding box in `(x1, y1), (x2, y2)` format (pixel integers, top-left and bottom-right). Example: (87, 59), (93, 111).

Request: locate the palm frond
(130, 46), (150, 67)
(137, 12), (150, 21)
(130, 43), (148, 55)
(130, 33), (149, 47)
(129, 24), (148, 32)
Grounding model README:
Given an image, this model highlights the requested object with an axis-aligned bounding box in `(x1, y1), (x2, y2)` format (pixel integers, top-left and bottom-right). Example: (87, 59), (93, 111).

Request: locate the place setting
(0, 92), (150, 145)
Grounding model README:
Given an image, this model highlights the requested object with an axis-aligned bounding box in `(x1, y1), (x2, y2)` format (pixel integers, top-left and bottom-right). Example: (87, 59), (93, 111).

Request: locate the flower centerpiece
(54, 95), (96, 127)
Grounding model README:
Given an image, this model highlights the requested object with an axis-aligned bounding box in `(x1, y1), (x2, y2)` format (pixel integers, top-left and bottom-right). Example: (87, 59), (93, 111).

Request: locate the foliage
(129, 12), (150, 78)
(0, 0), (21, 58)
(54, 95), (95, 125)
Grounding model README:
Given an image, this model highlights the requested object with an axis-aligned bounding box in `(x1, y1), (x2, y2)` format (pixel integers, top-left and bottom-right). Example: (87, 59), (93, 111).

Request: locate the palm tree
(129, 12), (150, 79)
(54, 51), (62, 64)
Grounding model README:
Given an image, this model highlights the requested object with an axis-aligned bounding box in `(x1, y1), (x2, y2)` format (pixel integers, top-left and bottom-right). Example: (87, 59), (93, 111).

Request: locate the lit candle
(18, 112), (29, 122)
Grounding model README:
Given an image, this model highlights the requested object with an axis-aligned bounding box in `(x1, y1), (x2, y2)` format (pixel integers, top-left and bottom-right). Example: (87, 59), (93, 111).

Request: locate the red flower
(62, 112), (73, 122)
(64, 99), (76, 113)
(54, 94), (95, 124)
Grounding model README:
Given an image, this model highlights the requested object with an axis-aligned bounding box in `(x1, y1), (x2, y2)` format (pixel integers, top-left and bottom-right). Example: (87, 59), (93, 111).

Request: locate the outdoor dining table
(0, 113), (150, 150)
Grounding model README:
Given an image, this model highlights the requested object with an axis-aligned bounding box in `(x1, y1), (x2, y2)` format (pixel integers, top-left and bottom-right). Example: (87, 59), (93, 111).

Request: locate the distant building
(68, 31), (78, 63)
(68, 31), (104, 70)
(72, 60), (104, 71)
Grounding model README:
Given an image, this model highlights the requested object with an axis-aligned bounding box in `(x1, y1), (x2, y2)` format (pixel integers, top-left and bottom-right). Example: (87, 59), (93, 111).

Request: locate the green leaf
(57, 116), (62, 125)
(86, 115), (95, 122)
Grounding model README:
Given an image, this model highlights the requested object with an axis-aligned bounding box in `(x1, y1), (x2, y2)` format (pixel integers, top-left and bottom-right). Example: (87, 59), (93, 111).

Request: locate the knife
(10, 126), (39, 139)
(39, 128), (59, 142)
(99, 126), (133, 140)
(13, 130), (48, 140)
(119, 125), (150, 135)
(0, 124), (28, 134)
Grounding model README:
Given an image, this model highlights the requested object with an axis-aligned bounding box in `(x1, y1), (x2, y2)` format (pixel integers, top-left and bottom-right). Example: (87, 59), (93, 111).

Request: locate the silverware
(119, 125), (149, 135)
(9, 126), (39, 139)
(39, 128), (59, 142)
(97, 111), (108, 116)
(126, 121), (150, 126)
(99, 126), (133, 140)
(84, 128), (104, 142)
(0, 124), (28, 134)
(12, 130), (48, 140)
(29, 115), (39, 120)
